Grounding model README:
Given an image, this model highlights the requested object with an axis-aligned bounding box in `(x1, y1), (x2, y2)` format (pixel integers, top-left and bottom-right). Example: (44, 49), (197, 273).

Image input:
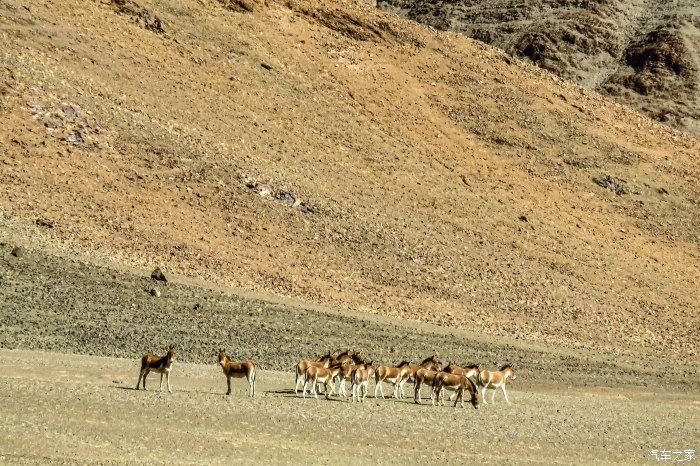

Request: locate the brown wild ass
(441, 363), (480, 401)
(135, 345), (176, 393)
(374, 361), (411, 399)
(218, 349), (256, 397)
(401, 356), (443, 399)
(321, 351), (364, 397)
(350, 365), (374, 402)
(336, 350), (366, 366)
(337, 362), (357, 397)
(432, 372), (479, 408)
(413, 367), (440, 404)
(303, 364), (344, 400)
(294, 353), (335, 394)
(477, 364), (516, 404)
(444, 363), (480, 377)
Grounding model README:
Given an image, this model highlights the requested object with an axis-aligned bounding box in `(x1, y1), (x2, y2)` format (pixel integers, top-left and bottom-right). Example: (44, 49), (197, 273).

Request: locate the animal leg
(166, 372), (172, 394)
(492, 387), (497, 404)
(481, 386), (488, 404)
(310, 378), (317, 400)
(143, 369), (150, 390)
(159, 373), (164, 392)
(501, 385), (510, 405)
(226, 375), (231, 395)
(135, 369), (145, 390)
(313, 378), (320, 400)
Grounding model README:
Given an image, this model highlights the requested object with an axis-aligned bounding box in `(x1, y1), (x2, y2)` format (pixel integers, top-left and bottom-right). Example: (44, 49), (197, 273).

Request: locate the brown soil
(0, 0), (699, 364)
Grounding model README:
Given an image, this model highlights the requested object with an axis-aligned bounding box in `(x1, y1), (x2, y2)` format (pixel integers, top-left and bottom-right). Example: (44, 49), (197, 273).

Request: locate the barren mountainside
(376, 0), (700, 137)
(1, 0), (699, 363)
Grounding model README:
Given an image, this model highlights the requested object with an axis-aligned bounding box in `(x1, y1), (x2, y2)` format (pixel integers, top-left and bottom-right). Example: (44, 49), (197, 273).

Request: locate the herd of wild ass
(135, 347), (516, 409)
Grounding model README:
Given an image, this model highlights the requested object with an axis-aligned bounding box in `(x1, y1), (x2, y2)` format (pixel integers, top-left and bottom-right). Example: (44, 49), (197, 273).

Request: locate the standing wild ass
(374, 361), (411, 399)
(477, 364), (516, 404)
(135, 345), (176, 393)
(218, 349), (256, 397)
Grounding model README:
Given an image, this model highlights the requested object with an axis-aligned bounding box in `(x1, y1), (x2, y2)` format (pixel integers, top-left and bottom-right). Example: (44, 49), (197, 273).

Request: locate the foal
(477, 364), (516, 404)
(135, 345), (176, 393)
(218, 349), (256, 397)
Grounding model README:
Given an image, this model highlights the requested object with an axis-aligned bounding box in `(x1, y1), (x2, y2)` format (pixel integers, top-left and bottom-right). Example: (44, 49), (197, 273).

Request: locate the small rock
(66, 131), (85, 147)
(275, 191), (296, 206)
(261, 63), (273, 71)
(594, 175), (629, 195)
(247, 181), (272, 197)
(61, 105), (77, 117)
(35, 218), (54, 228)
(151, 267), (168, 282)
(150, 288), (161, 297)
(299, 203), (316, 214)
(10, 247), (24, 258)
(152, 17), (165, 32)
(519, 215), (528, 222)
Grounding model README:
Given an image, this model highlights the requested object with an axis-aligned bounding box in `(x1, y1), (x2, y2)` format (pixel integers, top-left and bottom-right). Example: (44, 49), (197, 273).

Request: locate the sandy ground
(0, 349), (697, 465)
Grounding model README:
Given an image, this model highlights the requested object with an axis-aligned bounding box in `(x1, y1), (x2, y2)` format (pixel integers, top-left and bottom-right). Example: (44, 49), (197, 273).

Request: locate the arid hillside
(0, 0), (698, 361)
(377, 0), (700, 137)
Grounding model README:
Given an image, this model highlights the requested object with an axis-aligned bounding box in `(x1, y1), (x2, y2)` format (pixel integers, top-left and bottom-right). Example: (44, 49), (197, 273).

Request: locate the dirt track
(0, 350), (697, 465)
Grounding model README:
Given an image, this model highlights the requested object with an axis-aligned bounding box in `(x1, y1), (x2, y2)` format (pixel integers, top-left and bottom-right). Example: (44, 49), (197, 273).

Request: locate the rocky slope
(376, 0), (700, 137)
(0, 0), (698, 361)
